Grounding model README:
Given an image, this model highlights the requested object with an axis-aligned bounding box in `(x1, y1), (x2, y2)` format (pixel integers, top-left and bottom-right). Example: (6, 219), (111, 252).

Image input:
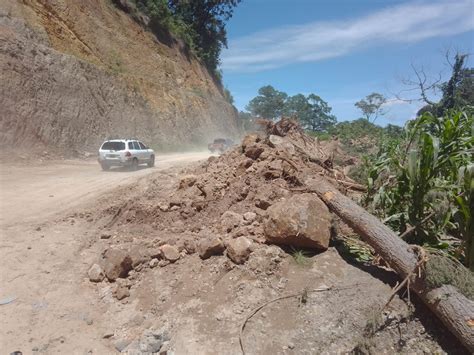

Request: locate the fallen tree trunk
(305, 177), (474, 352)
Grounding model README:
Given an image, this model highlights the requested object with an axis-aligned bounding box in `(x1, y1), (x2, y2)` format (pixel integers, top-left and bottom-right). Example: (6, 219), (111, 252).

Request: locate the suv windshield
(101, 141), (125, 151)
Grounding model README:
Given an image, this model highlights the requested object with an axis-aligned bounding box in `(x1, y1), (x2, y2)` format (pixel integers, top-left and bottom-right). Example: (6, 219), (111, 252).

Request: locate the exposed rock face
(0, 1), (238, 154)
(264, 193), (331, 250)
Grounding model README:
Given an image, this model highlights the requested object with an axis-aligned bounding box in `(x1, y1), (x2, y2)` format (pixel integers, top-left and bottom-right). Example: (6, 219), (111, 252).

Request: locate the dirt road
(0, 152), (209, 354)
(0, 152), (210, 227)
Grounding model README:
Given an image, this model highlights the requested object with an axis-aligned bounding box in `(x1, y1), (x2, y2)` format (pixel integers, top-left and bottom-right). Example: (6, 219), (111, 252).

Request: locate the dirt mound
(99, 118), (359, 252)
(70, 122), (464, 353)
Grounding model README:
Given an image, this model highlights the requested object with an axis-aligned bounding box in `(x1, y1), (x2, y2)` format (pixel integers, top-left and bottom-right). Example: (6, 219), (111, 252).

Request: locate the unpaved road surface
(0, 152), (209, 227)
(0, 152), (209, 353)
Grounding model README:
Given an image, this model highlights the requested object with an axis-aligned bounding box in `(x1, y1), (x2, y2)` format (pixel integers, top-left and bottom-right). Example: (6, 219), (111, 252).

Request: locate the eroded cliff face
(0, 0), (239, 153)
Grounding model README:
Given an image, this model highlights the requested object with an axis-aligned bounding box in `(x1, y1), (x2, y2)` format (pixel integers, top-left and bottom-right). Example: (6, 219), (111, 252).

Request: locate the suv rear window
(101, 141), (125, 151)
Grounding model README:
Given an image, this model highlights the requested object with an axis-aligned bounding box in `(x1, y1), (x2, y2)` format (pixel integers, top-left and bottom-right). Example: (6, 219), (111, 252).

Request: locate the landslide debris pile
(91, 119), (361, 286)
(85, 120), (466, 354)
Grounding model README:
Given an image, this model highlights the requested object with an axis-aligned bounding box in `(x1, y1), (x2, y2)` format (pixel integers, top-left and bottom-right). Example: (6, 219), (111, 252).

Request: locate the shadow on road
(102, 165), (153, 173)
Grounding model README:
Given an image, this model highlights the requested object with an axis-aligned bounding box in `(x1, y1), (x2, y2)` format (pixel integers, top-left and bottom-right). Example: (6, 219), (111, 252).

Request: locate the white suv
(98, 139), (155, 171)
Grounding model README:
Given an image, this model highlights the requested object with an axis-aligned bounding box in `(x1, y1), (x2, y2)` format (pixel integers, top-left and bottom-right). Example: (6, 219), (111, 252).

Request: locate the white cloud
(383, 98), (410, 107)
(222, 0), (474, 72)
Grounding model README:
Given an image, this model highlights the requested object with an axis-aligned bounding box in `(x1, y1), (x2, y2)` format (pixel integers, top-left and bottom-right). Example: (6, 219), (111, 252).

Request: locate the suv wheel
(101, 162), (110, 171)
(131, 158), (139, 171)
(148, 155), (155, 168)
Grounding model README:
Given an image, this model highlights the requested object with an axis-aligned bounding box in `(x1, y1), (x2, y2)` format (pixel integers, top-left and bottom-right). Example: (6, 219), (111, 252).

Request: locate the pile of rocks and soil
(91, 119), (357, 281)
(83, 119), (464, 354)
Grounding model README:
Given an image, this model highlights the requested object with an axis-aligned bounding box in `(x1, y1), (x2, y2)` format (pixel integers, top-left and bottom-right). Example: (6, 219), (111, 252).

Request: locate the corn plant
(365, 110), (474, 269)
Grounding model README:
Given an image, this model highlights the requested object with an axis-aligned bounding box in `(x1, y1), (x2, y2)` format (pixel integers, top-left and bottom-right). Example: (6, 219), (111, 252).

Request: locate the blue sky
(220, 0), (474, 126)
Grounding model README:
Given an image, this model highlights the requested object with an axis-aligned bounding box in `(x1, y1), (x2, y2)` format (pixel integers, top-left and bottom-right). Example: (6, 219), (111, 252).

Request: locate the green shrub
(364, 110), (474, 269)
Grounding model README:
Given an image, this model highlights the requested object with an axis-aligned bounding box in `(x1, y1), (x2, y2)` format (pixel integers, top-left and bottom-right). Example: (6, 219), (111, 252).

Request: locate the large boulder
(226, 237), (253, 264)
(264, 193), (331, 250)
(100, 248), (133, 281)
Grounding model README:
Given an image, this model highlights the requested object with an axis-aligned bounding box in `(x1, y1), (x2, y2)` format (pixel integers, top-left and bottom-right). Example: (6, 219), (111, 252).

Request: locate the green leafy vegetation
(245, 85), (288, 120)
(364, 110), (473, 269)
(337, 236), (374, 264)
(243, 85), (337, 132)
(348, 54), (474, 273)
(290, 248), (312, 266)
(417, 54), (474, 117)
(114, 0), (240, 75)
(329, 119), (402, 153)
(223, 87), (234, 104)
(354, 92), (387, 123)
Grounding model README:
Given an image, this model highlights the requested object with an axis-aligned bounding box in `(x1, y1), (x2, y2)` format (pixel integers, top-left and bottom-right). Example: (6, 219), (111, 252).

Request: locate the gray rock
(88, 264), (105, 282)
(149, 258), (159, 268)
(138, 331), (167, 353)
(113, 338), (131, 352)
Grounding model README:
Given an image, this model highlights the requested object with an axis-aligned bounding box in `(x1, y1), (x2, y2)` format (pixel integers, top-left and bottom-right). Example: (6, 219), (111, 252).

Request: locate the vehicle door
(132, 141), (143, 161)
(138, 141), (151, 160)
(128, 141), (138, 161)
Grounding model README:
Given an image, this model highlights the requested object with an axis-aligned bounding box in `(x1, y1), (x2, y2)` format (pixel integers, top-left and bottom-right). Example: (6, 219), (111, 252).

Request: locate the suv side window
(128, 142), (134, 150)
(138, 142), (147, 150)
(133, 141), (140, 150)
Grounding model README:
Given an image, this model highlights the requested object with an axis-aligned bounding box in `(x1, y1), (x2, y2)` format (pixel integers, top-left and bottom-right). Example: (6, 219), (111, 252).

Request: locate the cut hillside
(0, 0), (238, 154)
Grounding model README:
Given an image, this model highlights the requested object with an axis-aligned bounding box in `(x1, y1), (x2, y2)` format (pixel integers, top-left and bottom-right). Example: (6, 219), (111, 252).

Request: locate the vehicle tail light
(125, 151), (131, 157)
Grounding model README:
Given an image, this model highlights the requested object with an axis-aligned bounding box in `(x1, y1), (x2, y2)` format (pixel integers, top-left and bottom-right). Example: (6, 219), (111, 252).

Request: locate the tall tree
(246, 85), (288, 119)
(305, 94), (337, 132)
(355, 93), (387, 123)
(284, 94), (311, 119)
(397, 52), (473, 116)
(168, 0), (241, 71)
